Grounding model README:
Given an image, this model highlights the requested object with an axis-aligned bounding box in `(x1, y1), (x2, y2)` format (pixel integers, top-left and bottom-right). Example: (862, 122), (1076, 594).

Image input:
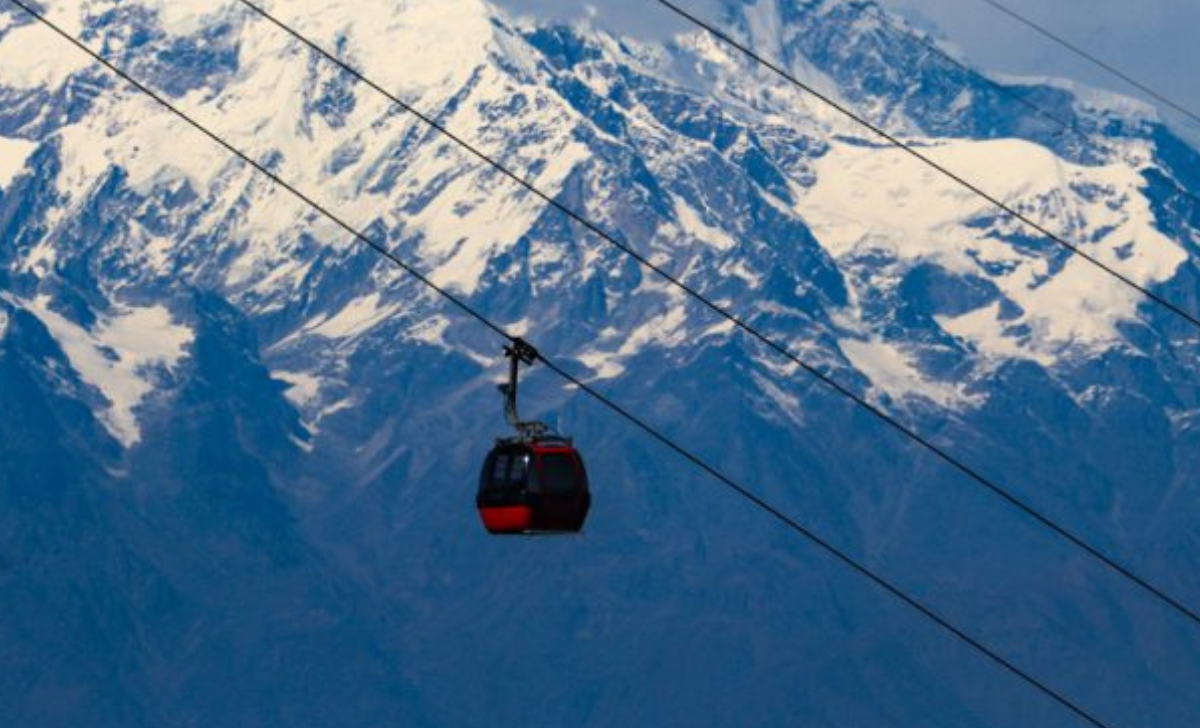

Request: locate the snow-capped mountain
(1, 1), (1199, 726)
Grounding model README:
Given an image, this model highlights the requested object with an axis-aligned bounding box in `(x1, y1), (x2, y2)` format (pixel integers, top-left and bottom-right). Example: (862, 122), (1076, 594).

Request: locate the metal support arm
(498, 338), (550, 440)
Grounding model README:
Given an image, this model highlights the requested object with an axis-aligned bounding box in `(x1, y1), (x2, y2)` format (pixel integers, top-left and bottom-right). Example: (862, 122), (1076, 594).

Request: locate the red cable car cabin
(477, 437), (590, 535)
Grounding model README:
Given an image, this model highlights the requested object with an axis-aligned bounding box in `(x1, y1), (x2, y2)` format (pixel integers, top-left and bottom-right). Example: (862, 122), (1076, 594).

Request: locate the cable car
(477, 339), (591, 535)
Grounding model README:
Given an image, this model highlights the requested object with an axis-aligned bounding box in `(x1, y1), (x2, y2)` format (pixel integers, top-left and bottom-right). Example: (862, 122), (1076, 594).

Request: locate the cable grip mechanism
(499, 338), (550, 440)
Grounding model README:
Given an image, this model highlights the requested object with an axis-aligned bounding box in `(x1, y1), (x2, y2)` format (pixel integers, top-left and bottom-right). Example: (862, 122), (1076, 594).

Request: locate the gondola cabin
(477, 437), (590, 535)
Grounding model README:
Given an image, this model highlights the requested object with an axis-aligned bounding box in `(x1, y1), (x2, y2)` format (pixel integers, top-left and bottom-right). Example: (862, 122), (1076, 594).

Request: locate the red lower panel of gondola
(479, 505), (535, 534)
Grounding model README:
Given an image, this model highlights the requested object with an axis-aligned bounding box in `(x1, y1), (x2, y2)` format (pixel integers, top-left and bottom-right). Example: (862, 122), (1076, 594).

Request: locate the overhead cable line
(970, 0), (1200, 128)
(4, 4), (1123, 726)
(860, 3), (1200, 210)
(232, 0), (1200, 632)
(649, 0), (1200, 332)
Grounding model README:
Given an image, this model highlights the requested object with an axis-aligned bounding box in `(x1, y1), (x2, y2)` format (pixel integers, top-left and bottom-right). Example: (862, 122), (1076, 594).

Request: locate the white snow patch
(265, 0), (496, 100)
(505, 317), (535, 338)
(577, 351), (626, 381)
(0, 136), (35, 188)
(409, 121), (590, 294)
(718, 257), (762, 288)
(804, 137), (1187, 362)
(935, 303), (1055, 367)
(840, 337), (979, 408)
(139, 0), (229, 35)
(20, 238), (56, 277)
(275, 370), (322, 409)
(750, 370), (806, 426)
(307, 293), (398, 339)
(139, 231), (176, 274)
(576, 305), (689, 381)
(701, 318), (737, 340)
(54, 107), (232, 200)
(248, 257), (313, 295)
(0, 20), (91, 89)
(620, 305), (689, 354)
(319, 398), (355, 420)
(408, 315), (451, 348)
(672, 196), (736, 250)
(23, 297), (193, 447)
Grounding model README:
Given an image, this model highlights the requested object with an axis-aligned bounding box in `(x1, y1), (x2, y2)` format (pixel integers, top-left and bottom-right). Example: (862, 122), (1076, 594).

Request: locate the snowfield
(11, 295), (193, 446)
(804, 136), (1185, 364)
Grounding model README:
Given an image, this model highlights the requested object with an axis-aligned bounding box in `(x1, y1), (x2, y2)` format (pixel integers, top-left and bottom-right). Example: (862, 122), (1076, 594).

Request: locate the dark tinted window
(486, 451), (528, 491)
(491, 454), (511, 482)
(539, 453), (578, 494)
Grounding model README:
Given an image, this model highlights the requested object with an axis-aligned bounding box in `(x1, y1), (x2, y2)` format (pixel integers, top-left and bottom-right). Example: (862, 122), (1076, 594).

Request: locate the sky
(492, 0), (1200, 138)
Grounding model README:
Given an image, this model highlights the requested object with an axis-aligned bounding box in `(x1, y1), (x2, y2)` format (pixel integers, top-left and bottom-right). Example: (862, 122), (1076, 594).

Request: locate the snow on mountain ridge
(264, 0), (497, 97)
(805, 136), (1185, 363)
(839, 334), (980, 408)
(3, 294), (193, 446)
(0, 13), (92, 89)
(1, 0), (1197, 435)
(0, 134), (34, 186)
